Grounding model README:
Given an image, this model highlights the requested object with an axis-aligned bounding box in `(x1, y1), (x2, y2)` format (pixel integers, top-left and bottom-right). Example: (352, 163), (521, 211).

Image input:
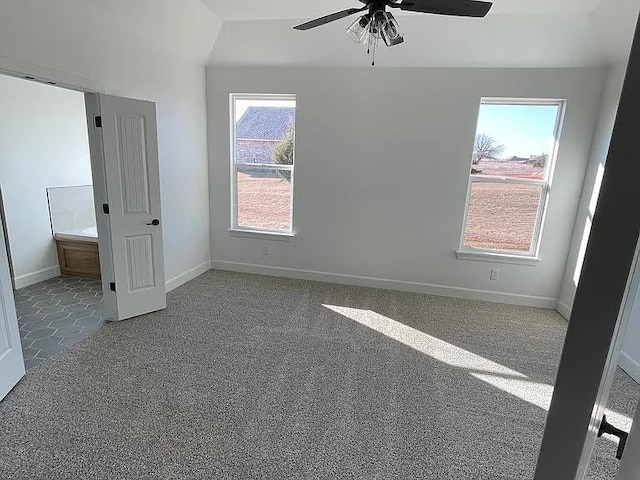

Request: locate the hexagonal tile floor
(14, 276), (106, 370)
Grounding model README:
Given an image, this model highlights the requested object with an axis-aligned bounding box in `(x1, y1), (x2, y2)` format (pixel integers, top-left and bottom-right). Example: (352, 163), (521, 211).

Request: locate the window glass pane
(235, 98), (296, 165)
(463, 182), (543, 253)
(236, 165), (292, 232)
(232, 95), (296, 232)
(471, 104), (560, 179)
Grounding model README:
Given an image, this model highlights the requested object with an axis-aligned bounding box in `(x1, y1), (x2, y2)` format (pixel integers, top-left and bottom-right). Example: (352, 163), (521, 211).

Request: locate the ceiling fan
(293, 0), (493, 64)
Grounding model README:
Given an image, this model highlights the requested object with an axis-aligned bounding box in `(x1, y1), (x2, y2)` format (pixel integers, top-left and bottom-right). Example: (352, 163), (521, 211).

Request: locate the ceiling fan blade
(394, 0), (493, 17)
(293, 7), (368, 31)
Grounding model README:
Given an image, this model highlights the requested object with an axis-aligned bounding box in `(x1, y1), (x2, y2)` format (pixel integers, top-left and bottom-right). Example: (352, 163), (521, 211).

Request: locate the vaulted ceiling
(201, 0), (640, 67)
(80, 0), (222, 63)
(50, 0), (640, 68)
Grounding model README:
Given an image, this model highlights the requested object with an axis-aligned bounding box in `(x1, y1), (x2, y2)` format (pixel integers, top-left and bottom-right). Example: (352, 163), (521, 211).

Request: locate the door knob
(147, 219), (160, 226)
(598, 415), (629, 460)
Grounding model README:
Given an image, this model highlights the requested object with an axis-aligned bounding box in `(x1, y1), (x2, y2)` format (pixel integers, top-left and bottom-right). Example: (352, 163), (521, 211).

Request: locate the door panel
(86, 93), (166, 321)
(118, 114), (151, 215)
(0, 216), (24, 400)
(125, 235), (156, 291)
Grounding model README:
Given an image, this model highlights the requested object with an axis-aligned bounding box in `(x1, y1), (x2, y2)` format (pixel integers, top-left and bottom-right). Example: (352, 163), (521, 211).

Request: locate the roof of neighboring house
(236, 107), (295, 141)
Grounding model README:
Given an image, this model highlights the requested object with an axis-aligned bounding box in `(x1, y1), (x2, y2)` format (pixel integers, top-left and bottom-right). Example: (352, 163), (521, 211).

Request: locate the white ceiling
(205, 0), (640, 67)
(81, 0), (222, 63)
(201, 0), (604, 21)
(61, 0), (639, 68)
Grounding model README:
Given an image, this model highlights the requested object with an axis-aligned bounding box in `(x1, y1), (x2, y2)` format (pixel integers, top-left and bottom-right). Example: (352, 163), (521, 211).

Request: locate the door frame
(0, 54), (105, 95)
(0, 58), (117, 320)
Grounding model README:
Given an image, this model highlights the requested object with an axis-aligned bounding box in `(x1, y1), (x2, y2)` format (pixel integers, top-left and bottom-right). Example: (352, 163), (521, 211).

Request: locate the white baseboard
(165, 261), (212, 293)
(556, 300), (572, 321)
(211, 260), (559, 309)
(14, 265), (60, 290)
(619, 350), (640, 384)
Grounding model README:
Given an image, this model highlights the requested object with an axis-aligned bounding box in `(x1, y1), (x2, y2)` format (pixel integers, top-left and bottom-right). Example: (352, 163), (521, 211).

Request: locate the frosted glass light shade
(380, 12), (404, 46)
(347, 15), (371, 43)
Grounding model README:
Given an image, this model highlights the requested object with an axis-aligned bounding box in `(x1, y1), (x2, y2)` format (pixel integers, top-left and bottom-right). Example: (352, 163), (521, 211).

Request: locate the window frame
(229, 93), (297, 237)
(457, 98), (566, 262)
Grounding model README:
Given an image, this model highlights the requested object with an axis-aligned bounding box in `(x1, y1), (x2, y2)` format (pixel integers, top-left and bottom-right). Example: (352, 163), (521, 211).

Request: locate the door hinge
(102, 203), (110, 214)
(109, 282), (116, 292)
(94, 116), (102, 128)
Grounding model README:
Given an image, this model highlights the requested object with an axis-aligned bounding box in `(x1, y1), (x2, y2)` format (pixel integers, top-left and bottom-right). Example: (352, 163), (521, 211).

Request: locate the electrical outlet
(490, 269), (500, 281)
(264, 246), (271, 256)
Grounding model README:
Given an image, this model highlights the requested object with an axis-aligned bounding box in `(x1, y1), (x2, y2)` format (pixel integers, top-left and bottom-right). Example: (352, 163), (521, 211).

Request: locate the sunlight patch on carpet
(324, 304), (633, 429)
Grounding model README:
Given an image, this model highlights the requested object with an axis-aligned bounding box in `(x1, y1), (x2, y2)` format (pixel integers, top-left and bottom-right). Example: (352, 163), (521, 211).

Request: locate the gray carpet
(0, 270), (637, 479)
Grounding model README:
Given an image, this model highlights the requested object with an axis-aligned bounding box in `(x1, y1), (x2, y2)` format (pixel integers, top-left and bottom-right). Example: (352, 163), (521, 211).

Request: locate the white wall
(0, 74), (91, 288)
(0, 0), (219, 290)
(208, 66), (605, 306)
(557, 64), (628, 317)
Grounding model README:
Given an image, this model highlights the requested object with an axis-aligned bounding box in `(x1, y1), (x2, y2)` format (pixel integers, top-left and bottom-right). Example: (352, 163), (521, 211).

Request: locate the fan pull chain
(371, 40), (377, 66)
(367, 22), (379, 66)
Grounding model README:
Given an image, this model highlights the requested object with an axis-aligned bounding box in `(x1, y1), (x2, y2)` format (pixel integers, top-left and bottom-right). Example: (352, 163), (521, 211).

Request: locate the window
(230, 94), (296, 235)
(459, 99), (565, 260)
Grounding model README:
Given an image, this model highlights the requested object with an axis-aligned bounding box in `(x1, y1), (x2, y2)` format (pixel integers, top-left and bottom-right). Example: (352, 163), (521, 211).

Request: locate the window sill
(456, 250), (540, 266)
(228, 229), (295, 242)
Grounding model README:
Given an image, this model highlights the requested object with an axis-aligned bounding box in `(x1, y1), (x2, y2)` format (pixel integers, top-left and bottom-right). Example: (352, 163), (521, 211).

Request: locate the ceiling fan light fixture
(346, 15), (371, 44)
(370, 11), (386, 40)
(380, 11), (404, 47)
(295, 0), (493, 65)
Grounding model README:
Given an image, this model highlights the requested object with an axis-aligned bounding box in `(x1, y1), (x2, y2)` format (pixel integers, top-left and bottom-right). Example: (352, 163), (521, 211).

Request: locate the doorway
(0, 73), (106, 370)
(0, 64), (168, 402)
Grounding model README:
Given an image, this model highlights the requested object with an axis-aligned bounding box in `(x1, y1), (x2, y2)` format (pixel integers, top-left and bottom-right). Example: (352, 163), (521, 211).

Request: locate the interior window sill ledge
(228, 229), (295, 242)
(456, 250), (540, 266)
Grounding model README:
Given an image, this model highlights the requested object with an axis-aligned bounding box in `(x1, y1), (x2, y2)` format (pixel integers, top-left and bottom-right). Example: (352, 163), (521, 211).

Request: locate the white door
(0, 216), (24, 400)
(85, 93), (166, 321)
